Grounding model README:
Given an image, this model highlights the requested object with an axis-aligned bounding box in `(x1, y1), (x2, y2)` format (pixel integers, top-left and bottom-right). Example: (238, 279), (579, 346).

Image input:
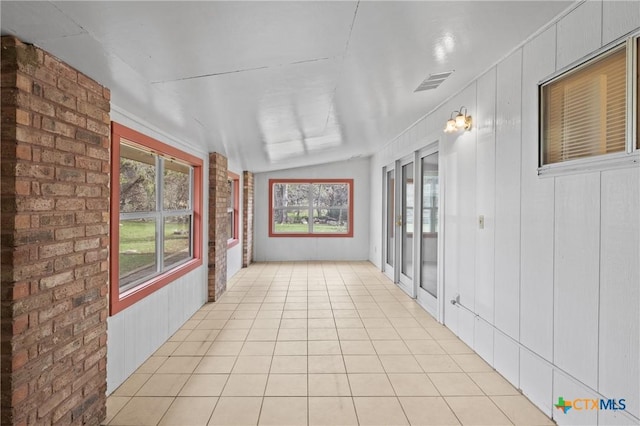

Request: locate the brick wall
(1, 37), (109, 425)
(242, 171), (254, 267)
(208, 153), (228, 301)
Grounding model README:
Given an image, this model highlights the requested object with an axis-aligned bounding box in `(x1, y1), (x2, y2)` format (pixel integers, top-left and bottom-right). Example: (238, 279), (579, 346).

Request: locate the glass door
(383, 165), (395, 280)
(398, 158), (415, 296)
(416, 150), (440, 316)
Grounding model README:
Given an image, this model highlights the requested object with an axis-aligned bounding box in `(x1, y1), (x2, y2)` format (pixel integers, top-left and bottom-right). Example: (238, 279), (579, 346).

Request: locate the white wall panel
(443, 148), (460, 335)
(493, 332), (519, 389)
(227, 244), (243, 280)
(150, 287), (170, 349)
(122, 299), (140, 377)
(520, 349), (553, 417)
(254, 157), (371, 261)
(602, 0), (640, 45)
(132, 293), (156, 372)
(598, 168), (640, 419)
(474, 317), (494, 366)
(474, 68), (496, 324)
(455, 130), (477, 313)
(166, 281), (183, 336)
(556, 0), (602, 70)
(368, 153), (383, 268)
(416, 117), (427, 141)
(494, 49), (522, 340)
(449, 87), (478, 316)
(106, 313), (125, 394)
(552, 370), (599, 426)
(107, 266), (207, 393)
(554, 173), (600, 390)
(520, 27), (556, 361)
(456, 305), (475, 347)
(367, 5), (640, 425)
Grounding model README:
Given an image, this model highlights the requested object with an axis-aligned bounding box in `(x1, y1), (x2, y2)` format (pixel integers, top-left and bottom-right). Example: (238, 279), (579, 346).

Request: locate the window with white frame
(269, 179), (353, 237)
(110, 122), (202, 314)
(118, 144), (194, 291)
(539, 36), (638, 168)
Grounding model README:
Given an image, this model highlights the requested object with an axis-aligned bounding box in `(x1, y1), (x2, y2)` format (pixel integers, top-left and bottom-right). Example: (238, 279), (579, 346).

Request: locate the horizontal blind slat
(542, 46), (627, 165)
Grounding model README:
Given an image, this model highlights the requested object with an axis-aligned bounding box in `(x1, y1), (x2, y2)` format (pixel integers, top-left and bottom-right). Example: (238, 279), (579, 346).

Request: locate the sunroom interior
(1, 1), (639, 425)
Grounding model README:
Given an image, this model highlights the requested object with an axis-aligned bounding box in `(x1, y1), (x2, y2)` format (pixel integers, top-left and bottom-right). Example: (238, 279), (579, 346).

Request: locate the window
(540, 36), (638, 169)
(227, 172), (239, 248)
(422, 154), (439, 235)
(110, 123), (202, 314)
(269, 179), (353, 237)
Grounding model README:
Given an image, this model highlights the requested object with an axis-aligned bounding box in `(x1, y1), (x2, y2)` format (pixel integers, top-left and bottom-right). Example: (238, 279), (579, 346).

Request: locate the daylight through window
(118, 144), (194, 291)
(269, 179), (353, 237)
(110, 122), (202, 314)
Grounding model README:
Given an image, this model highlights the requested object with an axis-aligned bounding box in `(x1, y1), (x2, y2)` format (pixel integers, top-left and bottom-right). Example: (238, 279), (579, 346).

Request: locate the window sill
(227, 239), (239, 249)
(110, 257), (202, 315)
(538, 151), (639, 178)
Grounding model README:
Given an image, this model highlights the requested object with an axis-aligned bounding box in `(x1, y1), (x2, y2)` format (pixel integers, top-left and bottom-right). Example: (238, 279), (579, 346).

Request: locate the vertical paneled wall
(519, 26), (555, 364)
(493, 49), (522, 342)
(106, 266), (207, 394)
(474, 67), (496, 328)
(106, 110), (210, 394)
(368, 2), (640, 424)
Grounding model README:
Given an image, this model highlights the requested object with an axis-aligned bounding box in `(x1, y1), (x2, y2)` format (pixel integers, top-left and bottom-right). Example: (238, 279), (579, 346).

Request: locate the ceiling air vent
(414, 70), (454, 92)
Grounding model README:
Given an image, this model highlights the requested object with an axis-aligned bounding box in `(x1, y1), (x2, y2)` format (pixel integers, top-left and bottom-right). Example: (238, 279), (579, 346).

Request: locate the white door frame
(381, 162), (396, 281)
(397, 154), (416, 297)
(380, 141), (445, 324)
(415, 141), (445, 323)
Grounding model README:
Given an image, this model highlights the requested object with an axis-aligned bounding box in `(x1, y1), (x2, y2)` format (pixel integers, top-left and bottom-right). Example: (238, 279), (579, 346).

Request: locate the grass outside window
(110, 122), (202, 315)
(269, 179), (354, 237)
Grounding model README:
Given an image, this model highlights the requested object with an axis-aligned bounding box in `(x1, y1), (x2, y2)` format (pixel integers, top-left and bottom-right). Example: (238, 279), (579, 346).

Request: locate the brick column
(1, 37), (110, 425)
(242, 171), (254, 267)
(208, 153), (228, 301)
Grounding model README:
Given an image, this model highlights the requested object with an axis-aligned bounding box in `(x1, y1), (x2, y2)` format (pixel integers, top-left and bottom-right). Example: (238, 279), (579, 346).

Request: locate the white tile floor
(104, 262), (555, 425)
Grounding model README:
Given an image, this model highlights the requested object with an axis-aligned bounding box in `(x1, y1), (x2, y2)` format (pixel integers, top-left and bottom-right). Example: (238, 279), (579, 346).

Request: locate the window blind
(542, 46), (627, 165)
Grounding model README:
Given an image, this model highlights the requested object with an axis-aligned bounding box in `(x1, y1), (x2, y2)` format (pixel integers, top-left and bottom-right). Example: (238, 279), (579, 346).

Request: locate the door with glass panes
(382, 145), (442, 319)
(416, 149), (440, 317)
(397, 155), (416, 297)
(383, 163), (396, 281)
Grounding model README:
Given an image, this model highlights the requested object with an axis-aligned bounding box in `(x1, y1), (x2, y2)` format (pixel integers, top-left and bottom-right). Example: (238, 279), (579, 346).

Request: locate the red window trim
(227, 171), (240, 249)
(110, 122), (203, 315)
(268, 178), (354, 238)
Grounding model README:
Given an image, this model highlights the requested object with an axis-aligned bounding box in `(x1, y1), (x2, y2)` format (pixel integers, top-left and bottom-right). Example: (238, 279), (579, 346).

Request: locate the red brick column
(242, 171), (254, 267)
(208, 153), (228, 301)
(1, 37), (109, 425)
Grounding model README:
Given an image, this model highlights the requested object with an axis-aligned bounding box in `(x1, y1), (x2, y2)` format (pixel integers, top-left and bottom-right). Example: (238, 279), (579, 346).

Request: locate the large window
(227, 172), (239, 248)
(540, 35), (638, 169)
(269, 179), (353, 237)
(110, 123), (202, 314)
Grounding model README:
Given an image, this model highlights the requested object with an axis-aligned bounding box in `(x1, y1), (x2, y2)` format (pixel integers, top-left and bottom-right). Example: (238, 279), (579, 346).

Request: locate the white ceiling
(1, 1), (573, 172)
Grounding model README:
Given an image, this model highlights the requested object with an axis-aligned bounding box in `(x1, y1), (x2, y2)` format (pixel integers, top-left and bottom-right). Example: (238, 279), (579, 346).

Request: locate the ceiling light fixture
(444, 107), (472, 133)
